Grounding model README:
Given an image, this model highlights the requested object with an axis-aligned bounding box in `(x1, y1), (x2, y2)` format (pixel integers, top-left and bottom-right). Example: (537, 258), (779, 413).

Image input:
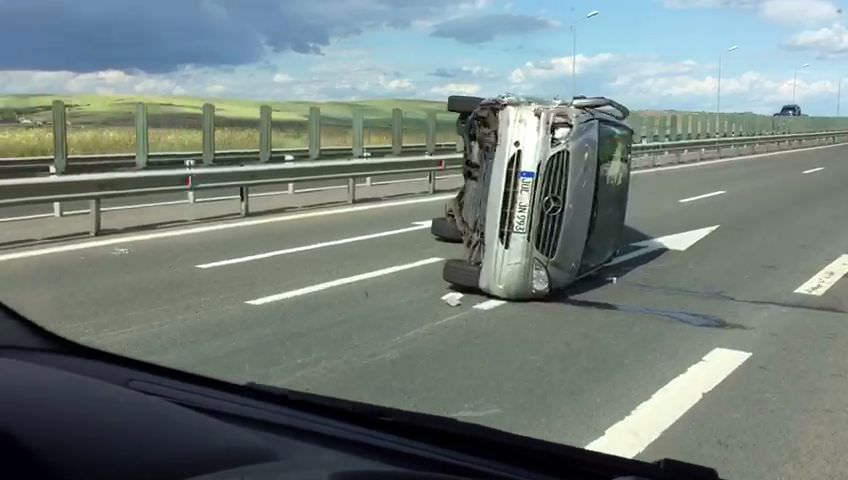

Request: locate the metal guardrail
(1, 129), (846, 236)
(0, 143), (461, 172)
(0, 154), (465, 235)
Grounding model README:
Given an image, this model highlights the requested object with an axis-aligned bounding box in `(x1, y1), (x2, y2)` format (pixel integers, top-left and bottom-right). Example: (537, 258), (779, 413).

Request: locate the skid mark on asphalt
(585, 347), (752, 458)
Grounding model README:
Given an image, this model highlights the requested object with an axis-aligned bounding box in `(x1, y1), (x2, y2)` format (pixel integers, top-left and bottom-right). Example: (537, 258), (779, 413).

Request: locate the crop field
(0, 94), (459, 157)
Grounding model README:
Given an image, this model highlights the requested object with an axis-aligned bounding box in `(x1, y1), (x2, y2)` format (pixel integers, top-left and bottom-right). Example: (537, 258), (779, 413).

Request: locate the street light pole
(716, 45), (738, 138)
(792, 63), (809, 104)
(571, 10), (599, 99)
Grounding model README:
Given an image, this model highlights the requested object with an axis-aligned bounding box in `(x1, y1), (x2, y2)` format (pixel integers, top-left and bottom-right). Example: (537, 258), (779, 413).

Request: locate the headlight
(532, 259), (550, 293)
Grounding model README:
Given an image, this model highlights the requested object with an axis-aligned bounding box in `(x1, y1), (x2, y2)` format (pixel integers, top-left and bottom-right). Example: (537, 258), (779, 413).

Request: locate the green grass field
(0, 94), (458, 157)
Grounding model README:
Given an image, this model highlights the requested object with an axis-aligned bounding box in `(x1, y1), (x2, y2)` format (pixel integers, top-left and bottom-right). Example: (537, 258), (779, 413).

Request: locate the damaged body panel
(437, 95), (634, 300)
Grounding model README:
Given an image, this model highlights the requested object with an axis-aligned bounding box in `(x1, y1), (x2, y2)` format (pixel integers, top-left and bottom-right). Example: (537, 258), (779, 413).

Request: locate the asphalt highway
(2, 143), (848, 479)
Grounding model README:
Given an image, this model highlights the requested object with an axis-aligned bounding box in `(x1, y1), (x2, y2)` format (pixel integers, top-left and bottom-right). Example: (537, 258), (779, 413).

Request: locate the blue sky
(1, 0), (847, 115)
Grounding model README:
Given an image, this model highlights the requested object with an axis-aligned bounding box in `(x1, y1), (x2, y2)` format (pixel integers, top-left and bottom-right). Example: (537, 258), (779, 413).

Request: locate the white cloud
(663, 0), (841, 25)
(611, 69), (837, 106)
(430, 83), (481, 96)
(758, 0), (841, 25)
(272, 72), (294, 83)
(784, 23), (848, 56)
(206, 84), (226, 93)
(509, 53), (616, 85)
(376, 75), (414, 91)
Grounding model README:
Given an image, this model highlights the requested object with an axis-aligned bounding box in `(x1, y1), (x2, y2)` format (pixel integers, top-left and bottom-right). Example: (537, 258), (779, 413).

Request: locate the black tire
(442, 259), (481, 290)
(431, 217), (462, 243)
(447, 95), (484, 114)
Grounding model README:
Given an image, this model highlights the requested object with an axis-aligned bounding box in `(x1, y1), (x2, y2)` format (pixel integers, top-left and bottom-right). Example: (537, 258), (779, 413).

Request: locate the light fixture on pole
(570, 10), (600, 98)
(716, 45), (738, 138)
(792, 63), (810, 104)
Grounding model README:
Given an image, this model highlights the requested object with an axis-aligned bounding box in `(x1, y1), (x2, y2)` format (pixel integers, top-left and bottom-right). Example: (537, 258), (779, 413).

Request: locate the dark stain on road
(558, 297), (748, 329)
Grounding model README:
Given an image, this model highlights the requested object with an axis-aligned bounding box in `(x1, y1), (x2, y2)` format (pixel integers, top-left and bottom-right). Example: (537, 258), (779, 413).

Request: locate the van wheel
(431, 217), (462, 243)
(442, 259), (481, 290)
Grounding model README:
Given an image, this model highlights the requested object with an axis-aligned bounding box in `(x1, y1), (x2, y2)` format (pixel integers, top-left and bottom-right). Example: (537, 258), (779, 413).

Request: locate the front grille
(534, 150), (568, 258)
(498, 150), (521, 248)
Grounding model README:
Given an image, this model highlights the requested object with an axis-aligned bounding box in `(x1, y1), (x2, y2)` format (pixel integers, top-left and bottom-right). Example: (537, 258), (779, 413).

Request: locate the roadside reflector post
(347, 177), (356, 204)
(135, 103), (149, 169)
(89, 199), (101, 236)
(259, 105), (271, 163)
(239, 186), (250, 217)
(425, 111), (437, 155)
(352, 108), (364, 158)
(185, 159), (196, 204)
(48, 165), (63, 217)
(308, 106), (321, 160)
(391, 108), (403, 156)
(202, 103), (215, 165)
(427, 171), (436, 194)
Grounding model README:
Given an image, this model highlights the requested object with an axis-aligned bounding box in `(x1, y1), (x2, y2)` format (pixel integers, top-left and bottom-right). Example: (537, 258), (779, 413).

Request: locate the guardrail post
(347, 178), (356, 204)
(52, 100), (68, 174)
(658, 116), (668, 142)
(135, 103), (149, 169)
(239, 186), (250, 217)
(392, 108), (403, 155)
(669, 115), (679, 141)
(89, 199), (101, 236)
(628, 114), (642, 143)
(202, 103), (215, 165)
(259, 105), (271, 163)
(644, 117), (656, 142)
(308, 106), (321, 160)
(352, 109), (364, 158)
(426, 112), (437, 155)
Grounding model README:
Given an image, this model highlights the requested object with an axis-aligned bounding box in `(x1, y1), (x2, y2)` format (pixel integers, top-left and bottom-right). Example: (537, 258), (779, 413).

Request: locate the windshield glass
(3, 1), (848, 478)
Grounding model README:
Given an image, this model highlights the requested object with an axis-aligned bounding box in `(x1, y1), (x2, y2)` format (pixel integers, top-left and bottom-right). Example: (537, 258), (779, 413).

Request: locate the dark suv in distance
(774, 104), (802, 116)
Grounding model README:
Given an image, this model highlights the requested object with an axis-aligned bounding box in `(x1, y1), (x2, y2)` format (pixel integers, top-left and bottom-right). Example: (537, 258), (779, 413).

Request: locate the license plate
(512, 171), (535, 234)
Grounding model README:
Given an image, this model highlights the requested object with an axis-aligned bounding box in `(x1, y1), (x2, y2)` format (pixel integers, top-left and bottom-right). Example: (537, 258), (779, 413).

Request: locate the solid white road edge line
(585, 347), (752, 459)
(245, 257), (444, 305)
(473, 299), (507, 310)
(678, 190), (726, 203)
(0, 194), (455, 263)
(632, 140), (846, 175)
(196, 221), (433, 268)
(794, 254), (848, 296)
(802, 167), (824, 174)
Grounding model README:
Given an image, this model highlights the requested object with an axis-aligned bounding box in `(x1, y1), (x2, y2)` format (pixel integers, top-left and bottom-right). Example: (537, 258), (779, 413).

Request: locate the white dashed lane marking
(585, 347), (752, 459)
(245, 257), (444, 305)
(794, 254), (848, 296)
(678, 190), (726, 203)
